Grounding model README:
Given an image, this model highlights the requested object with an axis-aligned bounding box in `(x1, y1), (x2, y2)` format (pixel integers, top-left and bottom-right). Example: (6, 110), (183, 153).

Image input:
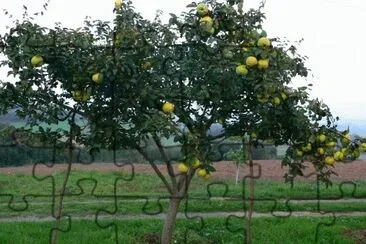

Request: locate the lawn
(1, 216), (365, 243)
(1, 170), (365, 243)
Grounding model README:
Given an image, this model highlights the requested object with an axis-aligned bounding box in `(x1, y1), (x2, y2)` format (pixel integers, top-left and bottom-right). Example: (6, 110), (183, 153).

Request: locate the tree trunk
(246, 141), (254, 244)
(235, 165), (240, 185)
(161, 197), (181, 244)
(51, 113), (75, 244)
(51, 137), (73, 244)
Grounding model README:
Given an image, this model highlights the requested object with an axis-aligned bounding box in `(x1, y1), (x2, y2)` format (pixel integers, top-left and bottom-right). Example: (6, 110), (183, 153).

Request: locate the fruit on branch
(342, 134), (351, 145)
(178, 163), (189, 173)
(92, 73), (102, 85)
(196, 3), (209, 16)
(257, 37), (271, 48)
(31, 55), (44, 67)
(272, 97), (281, 106)
(326, 141), (336, 148)
(115, 0), (123, 9)
(334, 151), (344, 161)
(193, 158), (201, 169)
(317, 147), (325, 155)
(236, 65), (248, 75)
(162, 102), (175, 114)
(257, 59), (269, 70)
(296, 149), (303, 157)
(246, 56), (258, 67)
(256, 93), (269, 103)
(317, 134), (326, 143)
(280, 92), (287, 100)
(325, 156), (335, 166)
(197, 168), (208, 178)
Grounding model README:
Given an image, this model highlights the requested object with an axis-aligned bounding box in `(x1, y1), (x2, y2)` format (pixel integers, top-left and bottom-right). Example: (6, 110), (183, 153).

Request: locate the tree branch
(135, 145), (173, 195)
(152, 135), (178, 191)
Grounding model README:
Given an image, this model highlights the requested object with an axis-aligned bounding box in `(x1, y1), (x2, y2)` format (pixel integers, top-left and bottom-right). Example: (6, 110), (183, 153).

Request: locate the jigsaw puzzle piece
(338, 180), (366, 199)
(285, 172), (338, 242)
(93, 162), (166, 244)
(0, 162), (56, 217)
(223, 162), (293, 243)
(181, 175), (278, 243)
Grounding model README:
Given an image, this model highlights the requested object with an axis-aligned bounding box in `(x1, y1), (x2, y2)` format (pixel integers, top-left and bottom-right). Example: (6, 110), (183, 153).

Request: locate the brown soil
(0, 160), (365, 181)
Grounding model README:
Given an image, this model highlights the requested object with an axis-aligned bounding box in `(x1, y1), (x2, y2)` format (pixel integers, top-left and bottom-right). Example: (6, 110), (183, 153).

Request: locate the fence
(0, 140), (280, 167)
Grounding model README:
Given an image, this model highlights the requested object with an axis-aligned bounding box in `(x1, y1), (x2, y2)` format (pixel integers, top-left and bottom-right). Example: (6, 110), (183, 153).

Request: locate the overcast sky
(1, 0), (365, 120)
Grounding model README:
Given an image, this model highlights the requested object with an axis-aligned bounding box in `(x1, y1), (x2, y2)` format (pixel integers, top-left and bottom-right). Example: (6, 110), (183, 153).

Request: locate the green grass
(1, 170), (366, 217)
(1, 170), (365, 243)
(0, 216), (364, 243)
(1, 170), (366, 199)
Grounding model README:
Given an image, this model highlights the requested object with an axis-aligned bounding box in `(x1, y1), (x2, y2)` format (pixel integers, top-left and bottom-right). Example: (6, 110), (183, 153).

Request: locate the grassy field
(1, 170), (365, 243)
(1, 216), (365, 243)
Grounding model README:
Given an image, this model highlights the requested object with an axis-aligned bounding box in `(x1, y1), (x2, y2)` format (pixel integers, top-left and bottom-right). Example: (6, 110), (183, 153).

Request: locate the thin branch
(135, 145), (173, 195)
(152, 135), (178, 191)
(178, 168), (195, 197)
(238, 0), (244, 15)
(51, 111), (76, 244)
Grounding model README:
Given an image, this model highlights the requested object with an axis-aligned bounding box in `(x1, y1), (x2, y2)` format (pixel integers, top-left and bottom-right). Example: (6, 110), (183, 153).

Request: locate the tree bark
(246, 141), (254, 244)
(51, 112), (76, 244)
(235, 165), (240, 185)
(51, 132), (73, 244)
(161, 197), (181, 244)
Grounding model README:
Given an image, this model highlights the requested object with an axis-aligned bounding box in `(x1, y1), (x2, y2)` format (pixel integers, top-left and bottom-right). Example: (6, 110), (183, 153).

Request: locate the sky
(0, 0), (366, 121)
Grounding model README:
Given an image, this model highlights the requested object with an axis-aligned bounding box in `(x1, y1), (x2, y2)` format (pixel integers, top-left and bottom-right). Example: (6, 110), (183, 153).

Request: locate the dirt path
(1, 211), (366, 223)
(1, 160), (366, 181)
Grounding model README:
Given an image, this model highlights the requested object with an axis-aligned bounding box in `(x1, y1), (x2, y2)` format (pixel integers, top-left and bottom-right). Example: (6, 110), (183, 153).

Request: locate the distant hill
(1, 109), (365, 137)
(337, 119), (366, 137)
(0, 109), (25, 124)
